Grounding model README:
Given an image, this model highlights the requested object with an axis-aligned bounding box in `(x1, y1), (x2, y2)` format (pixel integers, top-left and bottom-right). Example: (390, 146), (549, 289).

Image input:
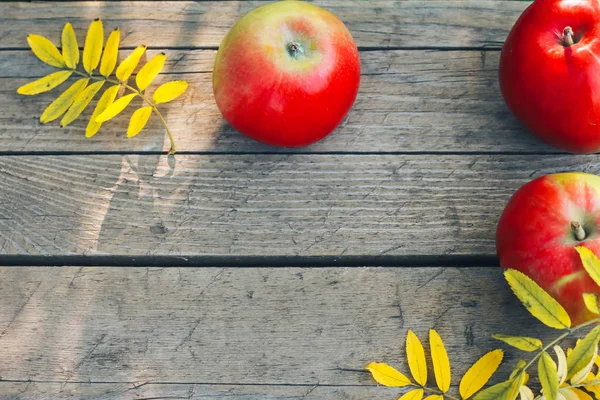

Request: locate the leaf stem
(73, 70), (177, 154)
(416, 384), (461, 400)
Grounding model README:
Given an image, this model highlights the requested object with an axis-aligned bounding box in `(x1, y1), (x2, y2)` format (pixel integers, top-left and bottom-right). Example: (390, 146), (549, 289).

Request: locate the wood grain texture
(0, 266), (555, 386)
(0, 154), (597, 256)
(1, 1), (527, 49)
(2, 49), (551, 153)
(0, 382), (399, 400)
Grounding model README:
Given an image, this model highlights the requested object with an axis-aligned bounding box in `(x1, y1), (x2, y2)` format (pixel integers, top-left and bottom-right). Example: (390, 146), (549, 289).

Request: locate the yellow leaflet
(460, 349), (504, 400)
(398, 389), (424, 400)
(365, 362), (412, 387)
(539, 352), (558, 400)
(492, 334), (542, 352)
(61, 80), (104, 127)
(27, 34), (64, 68)
(576, 247), (600, 287)
(17, 70), (73, 95)
(83, 19), (104, 74)
(136, 52), (166, 91)
(571, 345), (598, 385)
(96, 93), (137, 123)
(505, 269), (571, 330)
(406, 330), (427, 386)
(472, 378), (520, 400)
(519, 386), (534, 400)
(126, 106), (153, 138)
(555, 345), (567, 385)
(567, 326), (600, 381)
(61, 23), (79, 69)
(423, 396), (443, 400)
(100, 29), (120, 77)
(116, 45), (146, 82)
(40, 78), (88, 123)
(430, 329), (451, 392)
(86, 84), (120, 138)
(567, 388), (593, 400)
(153, 80), (188, 105)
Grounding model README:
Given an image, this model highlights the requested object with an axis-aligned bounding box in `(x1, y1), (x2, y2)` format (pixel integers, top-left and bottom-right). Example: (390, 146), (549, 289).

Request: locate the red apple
(212, 1), (360, 147)
(499, 0), (600, 153)
(497, 172), (600, 325)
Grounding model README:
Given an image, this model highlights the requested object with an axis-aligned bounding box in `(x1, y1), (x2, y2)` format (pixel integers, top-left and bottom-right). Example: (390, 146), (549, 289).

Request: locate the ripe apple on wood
(212, 1), (360, 147)
(497, 172), (600, 325)
(499, 0), (600, 153)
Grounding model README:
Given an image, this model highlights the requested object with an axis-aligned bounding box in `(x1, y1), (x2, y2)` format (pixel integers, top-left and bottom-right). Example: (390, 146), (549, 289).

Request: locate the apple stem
(572, 221), (586, 241)
(562, 27), (575, 47)
(287, 41), (305, 59)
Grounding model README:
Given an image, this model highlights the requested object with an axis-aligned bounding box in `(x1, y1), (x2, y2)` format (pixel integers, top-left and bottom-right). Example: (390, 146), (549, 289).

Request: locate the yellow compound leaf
(95, 92), (137, 123)
(568, 326), (600, 381)
(17, 70), (73, 95)
(61, 80), (104, 127)
(519, 386), (534, 400)
(423, 396), (443, 400)
(100, 29), (120, 77)
(460, 349), (504, 400)
(399, 389), (424, 400)
(136, 52), (166, 91)
(406, 330), (427, 386)
(555, 345), (568, 385)
(492, 334), (543, 352)
(571, 345), (598, 385)
(365, 362), (412, 387)
(539, 351), (558, 400)
(504, 269), (571, 329)
(584, 293), (600, 315)
(61, 23), (79, 69)
(86, 84), (120, 138)
(40, 77), (88, 123)
(153, 80), (188, 105)
(430, 329), (451, 393)
(577, 247), (600, 288)
(83, 19), (104, 74)
(472, 378), (520, 400)
(566, 388), (593, 400)
(116, 45), (147, 82)
(126, 106), (153, 138)
(27, 34), (65, 68)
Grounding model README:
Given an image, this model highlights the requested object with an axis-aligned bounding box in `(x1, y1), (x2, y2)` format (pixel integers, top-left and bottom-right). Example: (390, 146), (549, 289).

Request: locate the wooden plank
(0, 154), (593, 257)
(1, 1), (527, 49)
(0, 382), (399, 400)
(1, 49), (549, 154)
(0, 266), (553, 386)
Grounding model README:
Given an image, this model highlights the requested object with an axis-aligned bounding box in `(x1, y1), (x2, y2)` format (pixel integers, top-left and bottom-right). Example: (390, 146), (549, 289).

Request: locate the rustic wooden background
(0, 1), (580, 399)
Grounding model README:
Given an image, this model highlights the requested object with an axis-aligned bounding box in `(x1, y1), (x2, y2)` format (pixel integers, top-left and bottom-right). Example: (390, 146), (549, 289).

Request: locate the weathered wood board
(0, 1), (528, 49)
(0, 266), (553, 388)
(0, 154), (597, 256)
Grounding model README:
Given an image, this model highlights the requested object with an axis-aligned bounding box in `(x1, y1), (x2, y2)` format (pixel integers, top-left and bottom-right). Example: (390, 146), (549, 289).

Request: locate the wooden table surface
(0, 1), (579, 399)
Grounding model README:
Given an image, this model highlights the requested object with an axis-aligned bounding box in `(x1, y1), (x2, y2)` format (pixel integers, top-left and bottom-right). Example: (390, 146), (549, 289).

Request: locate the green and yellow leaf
(153, 80), (188, 105)
(430, 329), (451, 393)
(126, 106), (153, 138)
(571, 345), (598, 385)
(492, 334), (543, 352)
(406, 330), (427, 386)
(136, 52), (166, 91)
(39, 77), (88, 123)
(399, 389), (424, 400)
(555, 345), (568, 386)
(61, 23), (79, 69)
(567, 326), (600, 381)
(100, 28), (120, 77)
(576, 247), (600, 288)
(504, 269), (571, 329)
(95, 92), (137, 123)
(365, 362), (412, 387)
(83, 18), (103, 74)
(539, 351), (559, 400)
(472, 378), (519, 400)
(519, 386), (534, 400)
(565, 388), (593, 400)
(583, 294), (600, 315)
(86, 84), (120, 138)
(61, 80), (104, 127)
(27, 34), (65, 68)
(116, 45), (146, 82)
(17, 70), (73, 95)
(460, 349), (504, 400)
